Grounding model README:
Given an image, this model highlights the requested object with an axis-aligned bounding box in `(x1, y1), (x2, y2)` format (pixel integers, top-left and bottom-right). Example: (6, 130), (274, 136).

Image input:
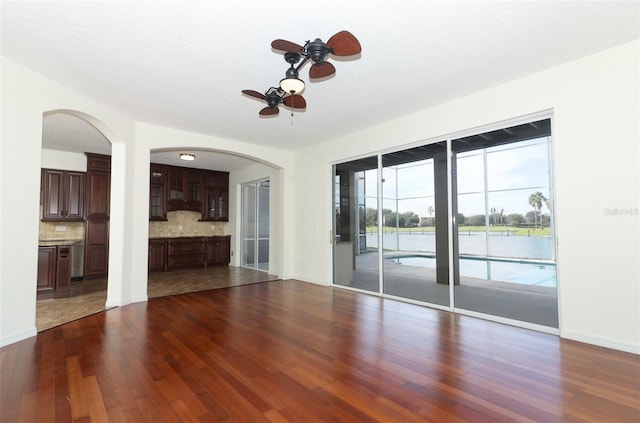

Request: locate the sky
(363, 137), (551, 217)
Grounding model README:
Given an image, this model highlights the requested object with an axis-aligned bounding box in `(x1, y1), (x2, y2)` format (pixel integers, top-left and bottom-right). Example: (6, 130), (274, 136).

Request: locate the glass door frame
(241, 178), (270, 272)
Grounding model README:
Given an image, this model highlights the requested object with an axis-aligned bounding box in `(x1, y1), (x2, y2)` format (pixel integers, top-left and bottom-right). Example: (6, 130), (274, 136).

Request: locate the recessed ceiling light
(180, 153), (195, 161)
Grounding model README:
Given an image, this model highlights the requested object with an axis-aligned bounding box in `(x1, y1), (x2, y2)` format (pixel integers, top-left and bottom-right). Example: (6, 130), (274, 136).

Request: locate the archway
(145, 147), (283, 297)
(37, 110), (115, 330)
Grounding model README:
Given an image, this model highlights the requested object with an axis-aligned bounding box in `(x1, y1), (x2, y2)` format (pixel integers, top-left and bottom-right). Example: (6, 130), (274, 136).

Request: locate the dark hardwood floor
(3, 280), (639, 422)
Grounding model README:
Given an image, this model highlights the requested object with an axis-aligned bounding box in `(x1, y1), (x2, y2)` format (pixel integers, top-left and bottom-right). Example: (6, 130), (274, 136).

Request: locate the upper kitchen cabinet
(167, 167), (202, 213)
(41, 169), (85, 221)
(149, 163), (230, 221)
(149, 165), (167, 221)
(203, 171), (229, 221)
(85, 153), (111, 219)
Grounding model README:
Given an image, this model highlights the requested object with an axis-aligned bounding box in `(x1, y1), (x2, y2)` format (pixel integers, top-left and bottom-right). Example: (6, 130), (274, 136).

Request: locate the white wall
(41, 149), (87, 171)
(291, 40), (640, 353)
(1, 57), (135, 346)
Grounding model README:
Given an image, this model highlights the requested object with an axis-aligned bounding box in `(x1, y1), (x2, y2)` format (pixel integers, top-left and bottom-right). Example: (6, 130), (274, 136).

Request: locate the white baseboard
(561, 330), (640, 355)
(289, 276), (330, 286)
(1, 327), (37, 348)
(105, 295), (148, 308)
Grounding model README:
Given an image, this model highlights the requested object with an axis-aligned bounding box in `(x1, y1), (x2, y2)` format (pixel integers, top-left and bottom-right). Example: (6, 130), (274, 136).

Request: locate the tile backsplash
(39, 221), (85, 241)
(149, 210), (226, 238)
(39, 207), (226, 240)
(38, 205), (85, 241)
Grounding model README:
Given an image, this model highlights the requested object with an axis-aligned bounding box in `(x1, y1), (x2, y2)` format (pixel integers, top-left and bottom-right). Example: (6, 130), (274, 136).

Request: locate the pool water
(391, 256), (557, 287)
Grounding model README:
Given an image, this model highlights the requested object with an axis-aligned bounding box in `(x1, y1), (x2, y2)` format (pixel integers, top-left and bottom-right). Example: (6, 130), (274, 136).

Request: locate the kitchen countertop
(38, 239), (84, 247)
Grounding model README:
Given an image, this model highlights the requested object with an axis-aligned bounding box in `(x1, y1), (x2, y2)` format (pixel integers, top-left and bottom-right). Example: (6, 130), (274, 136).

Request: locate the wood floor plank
(3, 279), (640, 422)
(17, 390), (38, 423)
(83, 375), (109, 422)
(65, 355), (88, 420)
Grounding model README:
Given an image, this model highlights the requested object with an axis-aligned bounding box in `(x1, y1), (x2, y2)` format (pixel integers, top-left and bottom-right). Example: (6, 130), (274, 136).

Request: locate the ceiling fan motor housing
(265, 87), (283, 108)
(307, 38), (331, 63)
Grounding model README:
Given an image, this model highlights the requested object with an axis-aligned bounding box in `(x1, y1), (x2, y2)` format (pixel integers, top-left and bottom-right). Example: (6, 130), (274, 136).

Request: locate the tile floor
(36, 266), (279, 331)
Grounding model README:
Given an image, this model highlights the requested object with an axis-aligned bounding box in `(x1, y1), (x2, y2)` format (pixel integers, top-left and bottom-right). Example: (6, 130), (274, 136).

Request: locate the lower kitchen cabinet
(37, 246), (57, 298)
(148, 238), (167, 272)
(206, 236), (231, 267)
(37, 245), (72, 299)
(167, 237), (205, 270)
(149, 236), (230, 272)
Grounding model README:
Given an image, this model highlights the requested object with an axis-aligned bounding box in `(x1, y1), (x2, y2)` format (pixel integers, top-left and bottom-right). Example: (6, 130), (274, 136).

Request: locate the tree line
(362, 191), (550, 229)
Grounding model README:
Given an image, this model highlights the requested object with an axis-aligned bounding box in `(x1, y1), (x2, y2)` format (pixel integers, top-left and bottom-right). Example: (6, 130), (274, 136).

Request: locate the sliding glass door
(332, 118), (558, 329)
(333, 156), (379, 293)
(242, 179), (270, 271)
(452, 124), (557, 327)
(381, 142), (450, 307)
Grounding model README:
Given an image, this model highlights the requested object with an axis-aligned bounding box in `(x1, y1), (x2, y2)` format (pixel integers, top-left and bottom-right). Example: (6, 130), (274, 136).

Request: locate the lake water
(366, 232), (556, 287)
(366, 232), (554, 260)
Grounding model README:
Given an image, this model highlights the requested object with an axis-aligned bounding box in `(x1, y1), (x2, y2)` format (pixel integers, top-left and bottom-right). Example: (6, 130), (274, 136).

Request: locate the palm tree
(528, 192), (547, 228)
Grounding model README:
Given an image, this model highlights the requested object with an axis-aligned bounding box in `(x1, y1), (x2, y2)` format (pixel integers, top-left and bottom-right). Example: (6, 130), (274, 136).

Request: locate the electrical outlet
(55, 225), (67, 232)
(178, 225), (183, 231)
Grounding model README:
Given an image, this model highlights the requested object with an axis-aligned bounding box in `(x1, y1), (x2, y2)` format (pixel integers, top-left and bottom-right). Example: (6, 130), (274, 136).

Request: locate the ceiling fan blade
(242, 89), (266, 100)
(271, 39), (304, 53)
(259, 107), (279, 116)
(327, 30), (361, 56)
(309, 62), (336, 79)
(282, 94), (307, 109)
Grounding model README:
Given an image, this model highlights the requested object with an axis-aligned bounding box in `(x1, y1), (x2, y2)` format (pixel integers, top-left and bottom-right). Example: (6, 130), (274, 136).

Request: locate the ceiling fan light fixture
(279, 77), (305, 94)
(180, 153), (195, 161)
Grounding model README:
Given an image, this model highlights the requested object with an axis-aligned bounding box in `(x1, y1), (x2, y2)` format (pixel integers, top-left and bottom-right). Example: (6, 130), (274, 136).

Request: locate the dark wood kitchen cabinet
(167, 168), (202, 213)
(148, 238), (166, 272)
(84, 153), (110, 278)
(37, 245), (72, 299)
(85, 162), (111, 219)
(203, 172), (229, 221)
(205, 236), (231, 266)
(37, 246), (57, 298)
(84, 219), (109, 276)
(41, 169), (85, 221)
(150, 236), (230, 271)
(167, 237), (205, 270)
(149, 163), (229, 221)
(149, 165), (167, 221)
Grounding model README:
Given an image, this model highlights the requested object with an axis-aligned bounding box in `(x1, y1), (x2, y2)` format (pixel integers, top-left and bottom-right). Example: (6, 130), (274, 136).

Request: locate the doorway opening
(37, 111), (113, 331)
(242, 179), (270, 272)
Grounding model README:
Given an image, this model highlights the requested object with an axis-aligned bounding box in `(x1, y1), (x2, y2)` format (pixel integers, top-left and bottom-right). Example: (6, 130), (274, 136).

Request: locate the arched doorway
(145, 148), (282, 297)
(37, 110), (113, 330)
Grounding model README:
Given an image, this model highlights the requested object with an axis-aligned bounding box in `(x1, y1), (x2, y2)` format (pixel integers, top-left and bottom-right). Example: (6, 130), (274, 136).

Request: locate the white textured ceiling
(2, 1), (639, 161)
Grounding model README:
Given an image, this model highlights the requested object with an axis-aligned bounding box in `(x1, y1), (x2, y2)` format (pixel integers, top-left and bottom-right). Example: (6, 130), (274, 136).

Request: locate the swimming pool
(389, 255), (557, 287)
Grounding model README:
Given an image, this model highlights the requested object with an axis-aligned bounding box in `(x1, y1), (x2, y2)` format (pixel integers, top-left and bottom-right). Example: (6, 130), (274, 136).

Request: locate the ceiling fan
(271, 30), (362, 81)
(241, 30), (360, 117)
(241, 86), (306, 116)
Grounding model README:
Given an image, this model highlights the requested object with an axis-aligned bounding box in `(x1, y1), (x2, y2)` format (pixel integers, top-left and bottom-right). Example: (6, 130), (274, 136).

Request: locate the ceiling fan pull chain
(291, 94), (295, 117)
